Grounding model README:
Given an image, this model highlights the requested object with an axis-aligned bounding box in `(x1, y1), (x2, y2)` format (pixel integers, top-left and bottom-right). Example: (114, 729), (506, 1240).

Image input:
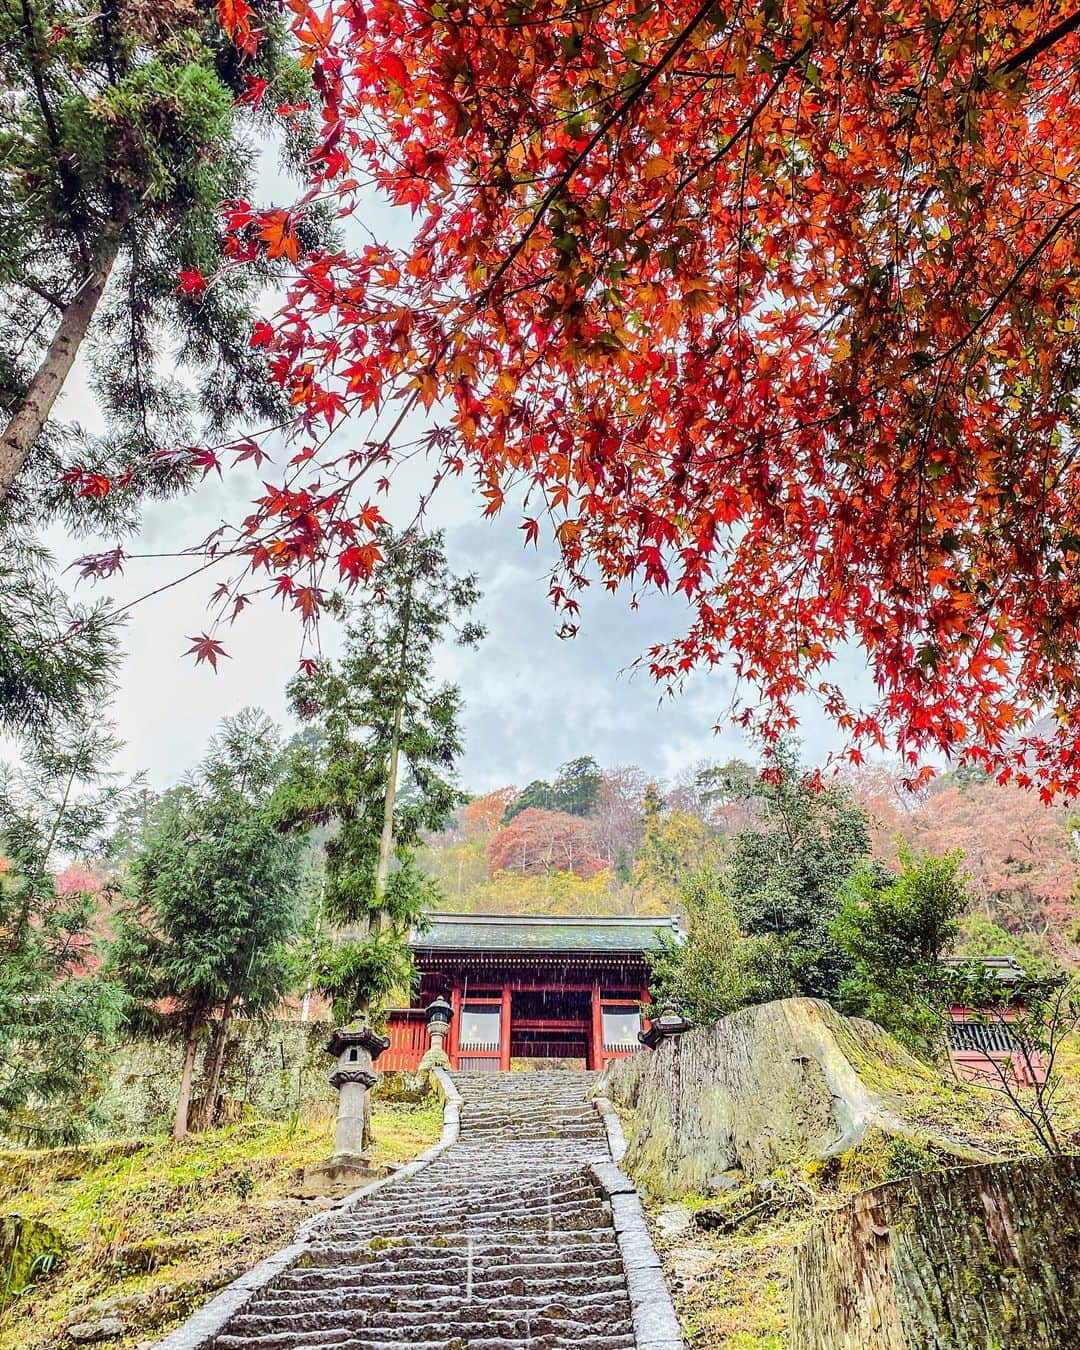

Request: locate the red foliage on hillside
(487, 807), (605, 879)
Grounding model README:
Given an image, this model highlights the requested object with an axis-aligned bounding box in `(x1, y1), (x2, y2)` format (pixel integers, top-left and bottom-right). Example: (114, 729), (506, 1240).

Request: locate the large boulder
(598, 998), (989, 1195)
(790, 1156), (1080, 1349)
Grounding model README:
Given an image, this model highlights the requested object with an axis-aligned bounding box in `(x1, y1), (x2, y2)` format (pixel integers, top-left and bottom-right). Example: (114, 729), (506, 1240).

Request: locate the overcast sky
(44, 441), (875, 795)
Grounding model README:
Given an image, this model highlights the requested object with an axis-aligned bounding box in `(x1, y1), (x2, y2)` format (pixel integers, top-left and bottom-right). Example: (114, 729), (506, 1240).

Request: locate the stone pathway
(161, 1070), (680, 1350)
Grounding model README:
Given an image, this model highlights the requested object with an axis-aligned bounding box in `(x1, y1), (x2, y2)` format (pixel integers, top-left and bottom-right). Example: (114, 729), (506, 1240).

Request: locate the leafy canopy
(69, 0), (1080, 793)
(647, 866), (781, 1025)
(833, 846), (969, 1049)
(727, 746), (871, 1000)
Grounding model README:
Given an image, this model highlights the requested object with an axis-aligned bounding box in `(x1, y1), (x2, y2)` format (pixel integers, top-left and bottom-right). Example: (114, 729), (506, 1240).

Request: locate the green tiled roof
(410, 912), (682, 955)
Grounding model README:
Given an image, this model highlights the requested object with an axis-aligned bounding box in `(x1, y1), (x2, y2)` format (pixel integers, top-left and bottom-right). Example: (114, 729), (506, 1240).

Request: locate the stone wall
(96, 1020), (337, 1137)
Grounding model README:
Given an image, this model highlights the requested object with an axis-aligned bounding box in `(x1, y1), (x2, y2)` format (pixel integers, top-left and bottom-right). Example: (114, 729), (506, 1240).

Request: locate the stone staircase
(206, 1071), (641, 1349)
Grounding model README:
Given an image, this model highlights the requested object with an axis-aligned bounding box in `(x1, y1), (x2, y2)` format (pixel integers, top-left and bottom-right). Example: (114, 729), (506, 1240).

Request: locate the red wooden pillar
(640, 985), (652, 1035)
(448, 984), (462, 1069)
(499, 984), (512, 1071)
(590, 982), (604, 1071)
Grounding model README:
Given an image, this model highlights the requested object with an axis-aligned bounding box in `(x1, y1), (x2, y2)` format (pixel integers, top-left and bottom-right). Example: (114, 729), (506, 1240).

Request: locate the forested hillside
(415, 754), (1080, 975)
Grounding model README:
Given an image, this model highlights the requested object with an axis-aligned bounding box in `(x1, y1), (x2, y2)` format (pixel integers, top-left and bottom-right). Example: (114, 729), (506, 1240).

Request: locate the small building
(382, 912), (681, 1072)
(942, 955), (1047, 1087)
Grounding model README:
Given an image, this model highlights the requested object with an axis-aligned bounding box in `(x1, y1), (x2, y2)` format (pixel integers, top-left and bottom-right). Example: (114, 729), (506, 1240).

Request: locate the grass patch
(0, 1098), (442, 1349)
(649, 1198), (807, 1349)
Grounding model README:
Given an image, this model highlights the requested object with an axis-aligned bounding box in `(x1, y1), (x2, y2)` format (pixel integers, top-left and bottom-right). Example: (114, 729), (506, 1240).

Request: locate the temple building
(382, 912), (682, 1072)
(943, 954), (1048, 1087)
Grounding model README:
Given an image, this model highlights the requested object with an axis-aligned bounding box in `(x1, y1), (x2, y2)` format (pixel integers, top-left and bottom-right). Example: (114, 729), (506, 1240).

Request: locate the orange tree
(82, 0), (1080, 792)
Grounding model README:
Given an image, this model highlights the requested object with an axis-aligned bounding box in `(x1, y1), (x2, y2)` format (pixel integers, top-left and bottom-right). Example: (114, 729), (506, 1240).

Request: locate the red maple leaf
(177, 269), (208, 297)
(184, 634), (229, 671)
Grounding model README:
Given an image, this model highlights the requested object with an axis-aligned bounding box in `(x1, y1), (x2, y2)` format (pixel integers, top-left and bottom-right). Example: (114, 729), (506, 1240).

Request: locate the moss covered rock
(1, 1212), (64, 1307)
(598, 998), (991, 1197)
(791, 1156), (1080, 1349)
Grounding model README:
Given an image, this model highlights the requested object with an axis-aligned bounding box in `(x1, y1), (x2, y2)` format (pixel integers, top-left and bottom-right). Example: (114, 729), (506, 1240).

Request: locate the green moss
(0, 1101), (441, 1348)
(1, 1216), (64, 1309)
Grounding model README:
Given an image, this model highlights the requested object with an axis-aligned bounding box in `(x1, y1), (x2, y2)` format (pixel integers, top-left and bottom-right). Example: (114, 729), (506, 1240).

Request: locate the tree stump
(791, 1156), (1080, 1349)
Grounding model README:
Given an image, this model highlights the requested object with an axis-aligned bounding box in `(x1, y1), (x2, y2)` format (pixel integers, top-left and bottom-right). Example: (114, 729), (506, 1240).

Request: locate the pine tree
(0, 0), (314, 519)
(109, 708), (304, 1140)
(277, 528), (483, 1020)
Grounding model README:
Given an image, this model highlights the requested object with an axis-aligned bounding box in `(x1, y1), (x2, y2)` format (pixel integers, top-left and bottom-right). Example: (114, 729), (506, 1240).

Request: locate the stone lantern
(326, 1022), (391, 1163)
(419, 996), (453, 1070)
(637, 1006), (693, 1050)
(297, 1020), (390, 1199)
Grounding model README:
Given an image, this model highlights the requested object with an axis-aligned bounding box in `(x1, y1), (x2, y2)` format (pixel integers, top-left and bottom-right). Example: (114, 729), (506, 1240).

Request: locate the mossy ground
(0, 1099), (442, 1349)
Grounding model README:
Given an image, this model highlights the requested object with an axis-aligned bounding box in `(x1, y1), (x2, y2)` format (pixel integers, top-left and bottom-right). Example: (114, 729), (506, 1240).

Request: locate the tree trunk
(193, 991), (235, 1132)
(173, 1018), (200, 1143)
(0, 234), (121, 501)
(373, 582), (413, 917)
(790, 1156), (1080, 1349)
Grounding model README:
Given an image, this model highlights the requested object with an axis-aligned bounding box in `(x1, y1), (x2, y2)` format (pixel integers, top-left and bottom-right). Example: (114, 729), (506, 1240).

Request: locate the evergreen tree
(0, 710), (127, 1144)
(647, 867), (780, 1026)
(550, 756), (602, 817)
(728, 745), (871, 1000)
(109, 709), (304, 1139)
(503, 756), (603, 822)
(833, 847), (968, 1051)
(277, 528), (483, 1020)
(503, 778), (557, 822)
(0, 535), (117, 739)
(0, 0), (315, 518)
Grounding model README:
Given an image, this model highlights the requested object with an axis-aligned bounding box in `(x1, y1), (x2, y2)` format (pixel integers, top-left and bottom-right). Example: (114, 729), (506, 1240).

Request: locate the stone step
(259, 1278), (630, 1309)
(216, 1312), (636, 1345)
(326, 1203), (612, 1236)
(215, 1336), (635, 1350)
(341, 1184), (605, 1220)
(276, 1248), (625, 1283)
(202, 1066), (649, 1350)
(302, 1230), (618, 1265)
(226, 1304), (637, 1334)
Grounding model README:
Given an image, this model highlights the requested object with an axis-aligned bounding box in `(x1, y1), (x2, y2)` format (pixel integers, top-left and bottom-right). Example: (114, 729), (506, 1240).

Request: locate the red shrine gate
(382, 913), (682, 1072)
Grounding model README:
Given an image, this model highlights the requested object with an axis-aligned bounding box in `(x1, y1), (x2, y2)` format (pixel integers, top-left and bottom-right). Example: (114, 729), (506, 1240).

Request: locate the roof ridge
(420, 911), (676, 924)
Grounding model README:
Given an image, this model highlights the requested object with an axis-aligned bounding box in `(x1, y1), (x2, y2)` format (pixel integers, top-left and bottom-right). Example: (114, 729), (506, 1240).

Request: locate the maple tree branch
(994, 7), (1080, 77)
(937, 201), (1080, 364)
(664, 0), (858, 206)
(478, 0), (723, 303)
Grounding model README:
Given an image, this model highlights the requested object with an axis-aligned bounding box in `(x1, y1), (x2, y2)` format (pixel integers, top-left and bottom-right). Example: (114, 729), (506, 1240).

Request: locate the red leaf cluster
(196, 0), (1080, 792)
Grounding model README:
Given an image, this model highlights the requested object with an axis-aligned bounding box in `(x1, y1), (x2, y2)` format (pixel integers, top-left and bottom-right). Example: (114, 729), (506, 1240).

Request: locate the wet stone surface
(207, 1071), (638, 1349)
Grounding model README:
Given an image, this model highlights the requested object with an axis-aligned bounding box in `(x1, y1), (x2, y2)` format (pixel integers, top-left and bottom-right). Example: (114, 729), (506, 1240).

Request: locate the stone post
(327, 1023), (389, 1162)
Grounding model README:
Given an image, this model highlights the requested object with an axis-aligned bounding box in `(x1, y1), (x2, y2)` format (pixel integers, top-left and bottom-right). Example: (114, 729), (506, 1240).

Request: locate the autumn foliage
(487, 807), (605, 879)
(73, 0), (1080, 792)
(462, 787), (519, 839)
